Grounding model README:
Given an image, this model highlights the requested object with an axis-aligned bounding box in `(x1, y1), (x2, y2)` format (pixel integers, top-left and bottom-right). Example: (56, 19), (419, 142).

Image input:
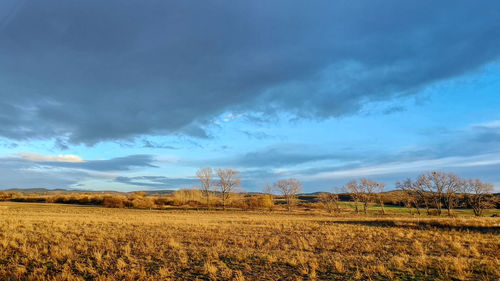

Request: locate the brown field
(0, 202), (499, 281)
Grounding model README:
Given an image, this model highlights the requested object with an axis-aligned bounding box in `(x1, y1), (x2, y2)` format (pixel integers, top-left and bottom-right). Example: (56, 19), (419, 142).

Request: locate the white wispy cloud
(19, 153), (84, 163)
(303, 153), (500, 180)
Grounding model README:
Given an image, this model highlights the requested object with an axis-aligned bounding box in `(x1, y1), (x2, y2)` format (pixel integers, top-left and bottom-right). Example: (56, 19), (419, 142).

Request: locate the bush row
(0, 191), (277, 210)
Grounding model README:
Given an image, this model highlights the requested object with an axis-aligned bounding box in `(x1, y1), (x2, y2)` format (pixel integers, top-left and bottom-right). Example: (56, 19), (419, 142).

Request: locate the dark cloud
(0, 1), (498, 144)
(203, 122), (500, 170)
(408, 124), (500, 159)
(54, 138), (70, 150)
(298, 124), (500, 191)
(238, 130), (282, 141)
(0, 141), (18, 149)
(297, 161), (500, 193)
(0, 154), (159, 189)
(383, 106), (406, 115)
(115, 176), (197, 189)
(2, 154), (157, 172)
(202, 123), (500, 191)
(142, 140), (177, 150)
(37, 155), (158, 172)
(208, 144), (359, 168)
(470, 123), (500, 145)
(0, 157), (87, 189)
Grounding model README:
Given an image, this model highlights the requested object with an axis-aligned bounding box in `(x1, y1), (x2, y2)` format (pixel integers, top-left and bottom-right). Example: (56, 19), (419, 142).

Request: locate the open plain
(0, 202), (498, 281)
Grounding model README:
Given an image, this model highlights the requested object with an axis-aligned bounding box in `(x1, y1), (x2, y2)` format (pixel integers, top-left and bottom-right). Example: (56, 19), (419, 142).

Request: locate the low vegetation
(0, 202), (498, 280)
(1, 170), (497, 217)
(0, 169), (498, 279)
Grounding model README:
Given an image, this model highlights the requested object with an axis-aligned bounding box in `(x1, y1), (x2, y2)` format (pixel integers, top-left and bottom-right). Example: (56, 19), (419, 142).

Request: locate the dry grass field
(0, 202), (499, 281)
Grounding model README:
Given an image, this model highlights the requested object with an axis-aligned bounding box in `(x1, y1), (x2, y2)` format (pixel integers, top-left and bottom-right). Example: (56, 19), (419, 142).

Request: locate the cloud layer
(1, 1), (499, 144)
(212, 122), (500, 190)
(1, 120), (499, 191)
(0, 154), (158, 189)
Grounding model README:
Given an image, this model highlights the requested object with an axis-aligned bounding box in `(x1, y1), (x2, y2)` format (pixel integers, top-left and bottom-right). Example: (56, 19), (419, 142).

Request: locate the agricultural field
(0, 202), (499, 280)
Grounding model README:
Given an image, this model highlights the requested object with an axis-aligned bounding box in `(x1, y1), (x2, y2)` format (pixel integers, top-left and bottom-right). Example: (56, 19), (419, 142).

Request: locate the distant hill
(1, 188), (176, 195)
(3, 188), (85, 194)
(143, 190), (175, 196)
(301, 192), (327, 195)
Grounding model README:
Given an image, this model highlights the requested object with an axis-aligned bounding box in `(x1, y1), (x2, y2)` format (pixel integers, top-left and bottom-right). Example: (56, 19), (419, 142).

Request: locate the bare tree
(411, 193), (422, 215)
(274, 178), (302, 211)
(196, 167), (213, 209)
(401, 191), (416, 215)
(318, 192), (340, 214)
(215, 168), (241, 211)
(375, 181), (386, 215)
(416, 173), (440, 215)
(344, 180), (361, 214)
(463, 179), (495, 216)
(419, 171), (463, 216)
(410, 176), (432, 215)
(443, 174), (463, 216)
(396, 179), (420, 215)
(358, 178), (378, 215)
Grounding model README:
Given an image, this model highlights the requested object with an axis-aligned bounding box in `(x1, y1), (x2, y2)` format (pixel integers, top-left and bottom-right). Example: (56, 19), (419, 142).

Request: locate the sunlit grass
(0, 202), (498, 280)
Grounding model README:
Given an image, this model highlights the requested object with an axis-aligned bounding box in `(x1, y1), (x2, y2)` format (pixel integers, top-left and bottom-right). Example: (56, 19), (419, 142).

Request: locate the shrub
(0, 192), (11, 201)
(45, 194), (104, 205)
(154, 196), (174, 207)
(11, 196), (46, 203)
(260, 195), (274, 210)
(131, 197), (155, 209)
(173, 189), (203, 206)
(103, 196), (126, 208)
(133, 191), (147, 197)
(232, 195), (274, 210)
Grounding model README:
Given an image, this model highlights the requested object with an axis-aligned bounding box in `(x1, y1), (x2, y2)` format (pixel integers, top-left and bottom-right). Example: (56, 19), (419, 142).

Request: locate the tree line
(196, 167), (303, 212)
(395, 171), (496, 216)
(0, 169), (495, 215)
(197, 168), (497, 216)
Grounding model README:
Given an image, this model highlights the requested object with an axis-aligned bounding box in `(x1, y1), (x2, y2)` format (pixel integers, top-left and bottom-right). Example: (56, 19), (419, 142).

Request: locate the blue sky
(0, 1), (499, 192)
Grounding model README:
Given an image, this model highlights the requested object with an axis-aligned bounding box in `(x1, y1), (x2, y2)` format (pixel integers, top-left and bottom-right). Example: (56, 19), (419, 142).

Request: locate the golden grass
(0, 202), (498, 280)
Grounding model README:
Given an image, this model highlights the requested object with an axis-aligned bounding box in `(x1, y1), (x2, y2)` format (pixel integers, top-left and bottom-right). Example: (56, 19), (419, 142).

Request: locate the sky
(0, 1), (499, 192)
